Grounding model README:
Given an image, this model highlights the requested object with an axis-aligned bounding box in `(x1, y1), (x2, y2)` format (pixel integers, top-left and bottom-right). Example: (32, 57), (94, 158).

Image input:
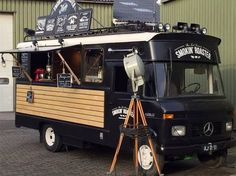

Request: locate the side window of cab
(113, 66), (130, 92)
(144, 63), (156, 97)
(83, 48), (104, 83)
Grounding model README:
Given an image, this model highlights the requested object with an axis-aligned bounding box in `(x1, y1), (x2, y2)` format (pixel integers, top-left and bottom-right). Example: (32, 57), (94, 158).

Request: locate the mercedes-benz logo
(203, 122), (214, 136)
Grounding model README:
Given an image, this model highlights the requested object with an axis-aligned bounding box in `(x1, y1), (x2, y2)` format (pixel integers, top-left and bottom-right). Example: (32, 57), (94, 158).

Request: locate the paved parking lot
(1, 112), (236, 176)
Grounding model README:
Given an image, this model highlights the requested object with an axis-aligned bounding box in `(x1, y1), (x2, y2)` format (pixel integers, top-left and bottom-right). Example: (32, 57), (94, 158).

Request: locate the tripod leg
(109, 99), (135, 174)
(134, 101), (139, 175)
(137, 100), (162, 176)
(147, 137), (161, 175)
(134, 136), (138, 175)
(109, 133), (125, 173)
(137, 100), (148, 126)
(123, 98), (135, 127)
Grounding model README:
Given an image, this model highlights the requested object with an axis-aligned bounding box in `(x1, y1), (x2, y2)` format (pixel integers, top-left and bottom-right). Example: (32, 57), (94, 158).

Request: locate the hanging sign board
(26, 90), (34, 103)
(12, 66), (22, 78)
(35, 0), (92, 37)
(57, 73), (72, 87)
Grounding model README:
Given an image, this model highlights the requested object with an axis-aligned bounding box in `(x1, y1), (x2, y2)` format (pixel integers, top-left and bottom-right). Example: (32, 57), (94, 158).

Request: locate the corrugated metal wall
(80, 2), (113, 29)
(0, 0), (55, 47)
(0, 0), (113, 47)
(160, 0), (236, 107)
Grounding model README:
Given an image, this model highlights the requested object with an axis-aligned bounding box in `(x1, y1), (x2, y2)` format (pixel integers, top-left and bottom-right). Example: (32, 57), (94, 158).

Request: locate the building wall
(0, 0), (55, 47)
(0, 0), (113, 113)
(160, 0), (236, 107)
(80, 2), (113, 29)
(0, 0), (113, 47)
(0, 14), (14, 112)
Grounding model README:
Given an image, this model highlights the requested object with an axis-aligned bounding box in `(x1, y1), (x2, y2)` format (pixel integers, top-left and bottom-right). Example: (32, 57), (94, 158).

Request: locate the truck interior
(145, 62), (224, 98)
(15, 46), (104, 85)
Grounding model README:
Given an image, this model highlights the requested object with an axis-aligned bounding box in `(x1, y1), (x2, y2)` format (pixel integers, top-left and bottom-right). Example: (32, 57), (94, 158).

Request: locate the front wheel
(42, 125), (62, 152)
(137, 140), (164, 175)
(197, 149), (227, 168)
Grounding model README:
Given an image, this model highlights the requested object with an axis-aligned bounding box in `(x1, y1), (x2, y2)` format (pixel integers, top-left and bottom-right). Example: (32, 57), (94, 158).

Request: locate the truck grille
(191, 122), (223, 137)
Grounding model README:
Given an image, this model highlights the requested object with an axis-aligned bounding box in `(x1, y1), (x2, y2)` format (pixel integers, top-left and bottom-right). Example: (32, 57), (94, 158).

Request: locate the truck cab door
(107, 63), (132, 146)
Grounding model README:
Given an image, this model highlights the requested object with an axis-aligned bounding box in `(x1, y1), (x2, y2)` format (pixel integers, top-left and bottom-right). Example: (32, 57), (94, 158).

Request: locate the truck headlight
(171, 125), (186, 136)
(226, 121), (233, 131)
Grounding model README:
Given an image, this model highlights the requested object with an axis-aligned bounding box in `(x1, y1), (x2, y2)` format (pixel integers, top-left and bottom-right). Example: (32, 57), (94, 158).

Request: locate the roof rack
(24, 21), (167, 42)
(24, 21), (207, 42)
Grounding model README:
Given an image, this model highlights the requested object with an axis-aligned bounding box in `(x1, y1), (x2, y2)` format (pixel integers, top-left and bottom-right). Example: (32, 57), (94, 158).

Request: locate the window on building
(83, 48), (104, 83)
(0, 78), (9, 85)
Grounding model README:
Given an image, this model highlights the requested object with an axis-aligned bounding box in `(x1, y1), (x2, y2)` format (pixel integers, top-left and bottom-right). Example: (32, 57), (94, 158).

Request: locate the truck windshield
(152, 63), (224, 98)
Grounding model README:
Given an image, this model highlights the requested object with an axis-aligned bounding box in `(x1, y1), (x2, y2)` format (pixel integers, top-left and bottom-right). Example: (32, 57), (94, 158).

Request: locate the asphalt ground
(0, 112), (236, 176)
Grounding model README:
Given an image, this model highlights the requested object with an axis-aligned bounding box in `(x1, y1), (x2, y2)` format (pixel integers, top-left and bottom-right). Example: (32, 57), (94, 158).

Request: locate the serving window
(15, 45), (106, 86)
(17, 46), (82, 85)
(83, 48), (104, 83)
(53, 47), (82, 80)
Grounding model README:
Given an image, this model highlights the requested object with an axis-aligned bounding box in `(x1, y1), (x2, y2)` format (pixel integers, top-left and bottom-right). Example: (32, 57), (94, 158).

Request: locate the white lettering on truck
(175, 47), (194, 58)
(175, 44), (211, 60)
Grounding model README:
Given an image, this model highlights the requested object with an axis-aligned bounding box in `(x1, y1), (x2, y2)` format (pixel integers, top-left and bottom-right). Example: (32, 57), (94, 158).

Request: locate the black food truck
(1, 22), (236, 175)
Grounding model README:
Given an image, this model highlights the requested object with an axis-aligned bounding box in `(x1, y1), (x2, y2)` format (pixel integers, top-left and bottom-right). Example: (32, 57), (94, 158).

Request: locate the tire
(197, 149), (227, 168)
(42, 125), (62, 152)
(136, 139), (164, 176)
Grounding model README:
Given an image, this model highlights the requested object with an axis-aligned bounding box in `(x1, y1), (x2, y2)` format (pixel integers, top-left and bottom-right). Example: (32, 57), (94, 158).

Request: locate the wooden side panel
(16, 84), (105, 128)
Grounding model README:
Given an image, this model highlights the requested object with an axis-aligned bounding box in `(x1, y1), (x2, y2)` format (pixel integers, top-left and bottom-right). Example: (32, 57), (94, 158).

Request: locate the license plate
(202, 143), (218, 152)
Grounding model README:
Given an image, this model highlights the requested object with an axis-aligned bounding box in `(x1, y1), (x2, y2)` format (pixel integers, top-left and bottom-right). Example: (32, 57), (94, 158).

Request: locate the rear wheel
(197, 149), (227, 168)
(42, 125), (62, 152)
(136, 140), (164, 175)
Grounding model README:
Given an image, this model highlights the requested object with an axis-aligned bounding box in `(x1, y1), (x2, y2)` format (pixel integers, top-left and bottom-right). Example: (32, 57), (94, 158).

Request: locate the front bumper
(161, 137), (236, 156)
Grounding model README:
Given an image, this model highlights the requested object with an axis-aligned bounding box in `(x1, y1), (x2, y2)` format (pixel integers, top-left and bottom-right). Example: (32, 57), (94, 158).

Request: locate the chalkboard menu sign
(65, 13), (79, 33)
(20, 53), (31, 79)
(55, 15), (68, 34)
(45, 18), (56, 36)
(57, 73), (72, 87)
(12, 66), (22, 78)
(78, 9), (92, 32)
(35, 16), (47, 36)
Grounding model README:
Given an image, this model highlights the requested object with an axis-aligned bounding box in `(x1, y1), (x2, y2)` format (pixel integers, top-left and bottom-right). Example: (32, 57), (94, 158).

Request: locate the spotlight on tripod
(123, 50), (145, 93)
(109, 50), (162, 176)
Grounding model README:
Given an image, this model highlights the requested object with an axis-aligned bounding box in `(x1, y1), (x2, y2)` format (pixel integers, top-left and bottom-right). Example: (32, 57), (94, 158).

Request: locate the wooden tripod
(108, 95), (162, 175)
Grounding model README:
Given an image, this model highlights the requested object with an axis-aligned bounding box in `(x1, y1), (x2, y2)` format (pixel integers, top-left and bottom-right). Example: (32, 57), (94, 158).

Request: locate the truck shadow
(163, 153), (236, 176)
(64, 144), (236, 176)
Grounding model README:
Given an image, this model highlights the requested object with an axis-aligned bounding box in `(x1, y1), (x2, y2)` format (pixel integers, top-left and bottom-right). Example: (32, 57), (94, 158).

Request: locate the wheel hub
(138, 145), (154, 170)
(45, 127), (55, 146)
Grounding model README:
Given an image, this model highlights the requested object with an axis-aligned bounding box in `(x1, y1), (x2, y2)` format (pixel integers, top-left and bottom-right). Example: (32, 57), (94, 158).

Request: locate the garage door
(0, 13), (14, 112)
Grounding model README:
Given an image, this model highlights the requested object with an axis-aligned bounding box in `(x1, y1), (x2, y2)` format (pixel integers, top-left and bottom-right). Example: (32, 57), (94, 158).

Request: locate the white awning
(0, 32), (158, 53)
(0, 46), (64, 53)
